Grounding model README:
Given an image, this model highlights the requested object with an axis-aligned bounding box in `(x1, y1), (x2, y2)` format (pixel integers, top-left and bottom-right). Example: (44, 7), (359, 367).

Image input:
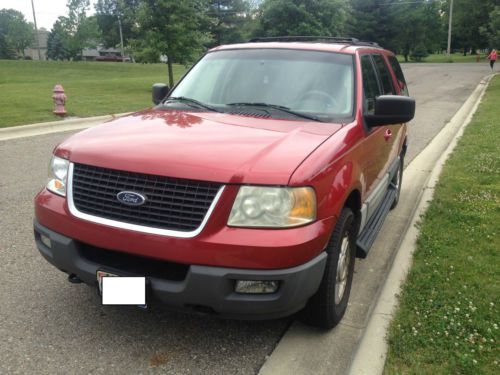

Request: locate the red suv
(34, 37), (414, 328)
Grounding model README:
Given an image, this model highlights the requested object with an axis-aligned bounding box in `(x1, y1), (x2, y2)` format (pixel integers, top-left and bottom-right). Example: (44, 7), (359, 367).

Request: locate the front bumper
(34, 220), (327, 319)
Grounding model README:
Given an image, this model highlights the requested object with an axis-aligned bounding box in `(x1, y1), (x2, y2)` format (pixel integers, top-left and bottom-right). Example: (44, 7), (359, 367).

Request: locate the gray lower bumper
(34, 220), (327, 319)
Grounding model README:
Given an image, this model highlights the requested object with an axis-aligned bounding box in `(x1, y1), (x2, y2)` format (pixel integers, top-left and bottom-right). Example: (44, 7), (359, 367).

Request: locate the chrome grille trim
(67, 163), (225, 238)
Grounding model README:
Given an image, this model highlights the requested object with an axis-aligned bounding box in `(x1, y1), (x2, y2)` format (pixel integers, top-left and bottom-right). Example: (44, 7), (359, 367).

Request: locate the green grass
(0, 60), (187, 127)
(384, 75), (500, 374)
(397, 53), (488, 64)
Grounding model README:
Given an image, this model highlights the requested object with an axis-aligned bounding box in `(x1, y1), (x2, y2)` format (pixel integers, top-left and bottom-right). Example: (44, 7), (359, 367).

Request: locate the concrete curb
(348, 73), (496, 375)
(0, 112), (132, 141)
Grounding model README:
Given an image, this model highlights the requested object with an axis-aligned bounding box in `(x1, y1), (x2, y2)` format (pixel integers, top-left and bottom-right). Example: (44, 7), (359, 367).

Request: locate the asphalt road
(0, 63), (490, 375)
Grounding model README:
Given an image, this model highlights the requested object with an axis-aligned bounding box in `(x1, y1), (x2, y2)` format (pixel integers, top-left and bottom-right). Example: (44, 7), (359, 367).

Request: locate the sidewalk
(0, 112), (130, 142)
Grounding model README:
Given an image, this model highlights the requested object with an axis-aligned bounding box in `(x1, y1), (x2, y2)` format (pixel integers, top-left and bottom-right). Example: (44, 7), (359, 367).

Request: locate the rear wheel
(300, 207), (356, 329)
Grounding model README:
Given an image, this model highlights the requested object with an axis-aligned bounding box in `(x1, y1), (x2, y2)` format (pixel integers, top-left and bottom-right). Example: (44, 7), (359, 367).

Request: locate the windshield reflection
(169, 49), (354, 121)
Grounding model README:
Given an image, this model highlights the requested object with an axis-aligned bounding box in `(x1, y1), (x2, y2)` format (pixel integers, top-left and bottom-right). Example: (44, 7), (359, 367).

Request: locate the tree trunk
(167, 59), (174, 87)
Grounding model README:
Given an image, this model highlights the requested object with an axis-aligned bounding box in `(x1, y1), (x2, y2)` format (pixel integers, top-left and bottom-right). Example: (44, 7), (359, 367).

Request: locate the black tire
(390, 156), (404, 210)
(299, 207), (357, 329)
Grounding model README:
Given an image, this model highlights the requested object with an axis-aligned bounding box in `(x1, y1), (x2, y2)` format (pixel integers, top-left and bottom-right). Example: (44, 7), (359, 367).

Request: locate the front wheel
(299, 207), (356, 329)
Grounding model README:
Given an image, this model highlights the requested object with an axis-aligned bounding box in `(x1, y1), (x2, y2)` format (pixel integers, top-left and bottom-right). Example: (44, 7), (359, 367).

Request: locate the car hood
(55, 109), (343, 185)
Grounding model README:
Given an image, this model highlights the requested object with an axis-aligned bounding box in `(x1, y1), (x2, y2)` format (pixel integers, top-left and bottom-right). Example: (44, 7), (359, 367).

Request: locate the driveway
(0, 63), (490, 374)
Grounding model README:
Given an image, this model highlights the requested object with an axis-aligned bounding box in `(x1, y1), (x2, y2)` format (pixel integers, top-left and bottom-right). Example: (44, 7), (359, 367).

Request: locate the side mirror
(152, 83), (169, 105)
(364, 95), (415, 126)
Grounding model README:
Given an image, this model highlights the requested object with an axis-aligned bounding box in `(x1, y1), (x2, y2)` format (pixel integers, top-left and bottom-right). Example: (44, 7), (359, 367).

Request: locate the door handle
(384, 129), (392, 141)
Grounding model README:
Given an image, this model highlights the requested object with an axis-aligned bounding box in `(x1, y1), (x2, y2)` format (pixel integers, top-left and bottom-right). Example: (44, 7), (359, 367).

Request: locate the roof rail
(247, 36), (380, 47)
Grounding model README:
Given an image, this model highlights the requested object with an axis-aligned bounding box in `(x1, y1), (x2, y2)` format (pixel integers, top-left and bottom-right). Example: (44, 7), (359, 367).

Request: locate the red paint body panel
(55, 110), (342, 185)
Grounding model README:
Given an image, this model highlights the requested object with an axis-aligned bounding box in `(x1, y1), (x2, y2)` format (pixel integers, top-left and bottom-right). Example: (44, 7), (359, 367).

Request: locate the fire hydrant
(52, 84), (67, 116)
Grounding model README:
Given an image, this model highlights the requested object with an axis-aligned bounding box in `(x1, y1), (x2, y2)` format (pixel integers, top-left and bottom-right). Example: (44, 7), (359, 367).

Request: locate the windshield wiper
(165, 96), (221, 113)
(226, 102), (323, 122)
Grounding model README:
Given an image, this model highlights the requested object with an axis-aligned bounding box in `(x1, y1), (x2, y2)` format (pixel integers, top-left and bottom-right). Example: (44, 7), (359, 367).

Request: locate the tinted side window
(388, 56), (409, 96)
(373, 54), (395, 95)
(361, 55), (381, 114)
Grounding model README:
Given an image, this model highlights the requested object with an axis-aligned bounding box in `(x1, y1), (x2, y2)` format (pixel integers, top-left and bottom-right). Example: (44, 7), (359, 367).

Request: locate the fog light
(40, 234), (51, 248)
(235, 280), (279, 294)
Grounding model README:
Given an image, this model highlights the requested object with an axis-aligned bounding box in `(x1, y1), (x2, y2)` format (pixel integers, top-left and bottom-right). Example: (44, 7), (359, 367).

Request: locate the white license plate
(97, 271), (147, 307)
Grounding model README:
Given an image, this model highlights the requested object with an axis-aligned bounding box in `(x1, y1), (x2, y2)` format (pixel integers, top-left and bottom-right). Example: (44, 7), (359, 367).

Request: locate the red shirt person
(487, 49), (497, 71)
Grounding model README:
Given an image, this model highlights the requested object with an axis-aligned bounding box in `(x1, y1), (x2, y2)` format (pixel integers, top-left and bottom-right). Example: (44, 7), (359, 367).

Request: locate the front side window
(360, 55), (381, 114)
(388, 55), (409, 96)
(168, 49), (355, 121)
(372, 54), (395, 95)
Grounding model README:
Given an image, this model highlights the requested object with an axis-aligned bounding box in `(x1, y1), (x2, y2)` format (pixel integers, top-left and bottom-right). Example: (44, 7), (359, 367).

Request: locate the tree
(134, 0), (213, 86)
(256, 0), (349, 37)
(410, 42), (429, 62)
(95, 0), (139, 48)
(0, 9), (34, 58)
(480, 5), (500, 50)
(47, 17), (71, 60)
(347, 0), (399, 49)
(65, 0), (100, 59)
(46, 1), (100, 60)
(446, 0), (495, 54)
(387, 0), (443, 61)
(206, 0), (250, 45)
(0, 33), (16, 59)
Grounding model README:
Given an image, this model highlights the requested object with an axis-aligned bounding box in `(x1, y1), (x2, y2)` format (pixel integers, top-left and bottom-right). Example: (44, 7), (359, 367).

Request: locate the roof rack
(247, 36), (380, 47)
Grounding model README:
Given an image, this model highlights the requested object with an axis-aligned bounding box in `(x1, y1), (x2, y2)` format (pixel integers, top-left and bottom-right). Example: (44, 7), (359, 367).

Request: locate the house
(24, 29), (49, 60)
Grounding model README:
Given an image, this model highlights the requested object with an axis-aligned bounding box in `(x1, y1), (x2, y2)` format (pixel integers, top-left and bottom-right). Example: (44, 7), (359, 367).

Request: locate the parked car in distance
(34, 36), (414, 328)
(95, 55), (131, 62)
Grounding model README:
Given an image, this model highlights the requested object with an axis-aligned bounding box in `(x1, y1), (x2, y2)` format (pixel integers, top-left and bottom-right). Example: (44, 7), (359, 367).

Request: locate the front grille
(71, 163), (222, 232)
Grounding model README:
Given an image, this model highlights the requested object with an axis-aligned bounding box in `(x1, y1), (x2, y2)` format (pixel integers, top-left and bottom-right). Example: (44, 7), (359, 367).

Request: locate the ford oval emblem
(116, 191), (147, 206)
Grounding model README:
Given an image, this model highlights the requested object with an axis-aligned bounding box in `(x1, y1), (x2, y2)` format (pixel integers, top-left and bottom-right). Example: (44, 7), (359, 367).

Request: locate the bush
(133, 46), (160, 64)
(410, 43), (429, 62)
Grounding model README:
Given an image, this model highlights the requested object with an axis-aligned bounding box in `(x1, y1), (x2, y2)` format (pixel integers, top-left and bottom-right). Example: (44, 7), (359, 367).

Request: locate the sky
(1, 0), (96, 30)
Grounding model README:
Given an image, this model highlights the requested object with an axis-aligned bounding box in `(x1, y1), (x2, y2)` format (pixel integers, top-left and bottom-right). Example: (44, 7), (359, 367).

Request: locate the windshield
(168, 48), (354, 121)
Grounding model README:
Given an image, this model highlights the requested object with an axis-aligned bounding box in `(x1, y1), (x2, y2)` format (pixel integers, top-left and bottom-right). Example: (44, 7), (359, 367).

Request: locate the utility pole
(30, 0), (42, 60)
(447, 0), (453, 58)
(118, 14), (125, 62)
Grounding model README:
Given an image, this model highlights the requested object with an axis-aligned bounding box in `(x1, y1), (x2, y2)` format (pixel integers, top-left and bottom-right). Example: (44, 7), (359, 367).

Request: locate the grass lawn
(398, 53), (489, 64)
(384, 76), (500, 374)
(0, 60), (187, 128)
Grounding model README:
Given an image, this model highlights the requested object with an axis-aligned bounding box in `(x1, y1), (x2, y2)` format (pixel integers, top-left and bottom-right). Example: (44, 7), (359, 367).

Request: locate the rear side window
(372, 54), (395, 95)
(361, 55), (381, 114)
(388, 56), (409, 96)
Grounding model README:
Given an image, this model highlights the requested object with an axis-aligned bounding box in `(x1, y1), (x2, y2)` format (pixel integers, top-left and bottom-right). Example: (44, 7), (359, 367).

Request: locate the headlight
(228, 186), (316, 228)
(46, 156), (69, 196)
